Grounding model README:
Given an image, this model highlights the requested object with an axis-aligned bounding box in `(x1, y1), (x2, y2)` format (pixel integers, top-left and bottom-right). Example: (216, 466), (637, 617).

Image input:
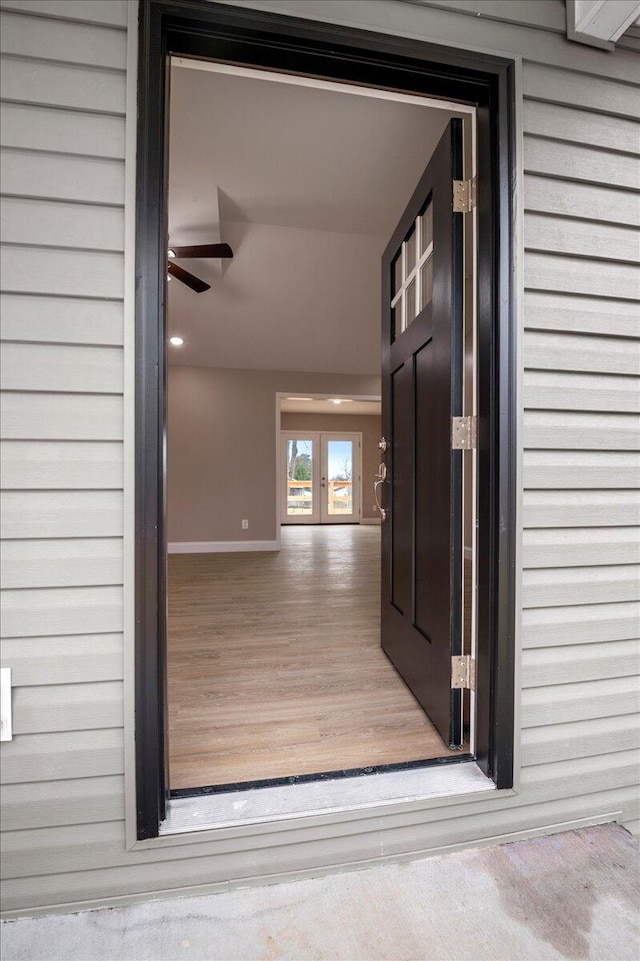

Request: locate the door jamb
(134, 0), (518, 841)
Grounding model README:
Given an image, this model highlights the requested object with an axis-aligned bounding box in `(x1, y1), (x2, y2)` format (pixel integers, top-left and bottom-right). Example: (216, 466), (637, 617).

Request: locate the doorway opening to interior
(135, 0), (516, 840)
(165, 60), (477, 795)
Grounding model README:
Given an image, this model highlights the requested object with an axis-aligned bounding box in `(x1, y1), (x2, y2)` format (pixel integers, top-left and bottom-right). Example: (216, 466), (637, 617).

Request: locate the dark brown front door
(380, 119), (464, 749)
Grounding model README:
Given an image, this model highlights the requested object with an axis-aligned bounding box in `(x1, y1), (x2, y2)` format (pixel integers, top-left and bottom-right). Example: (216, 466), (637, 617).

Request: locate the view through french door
(281, 431), (362, 524)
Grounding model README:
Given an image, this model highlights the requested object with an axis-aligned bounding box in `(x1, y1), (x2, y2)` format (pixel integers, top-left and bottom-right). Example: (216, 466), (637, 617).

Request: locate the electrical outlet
(242, 519), (249, 530)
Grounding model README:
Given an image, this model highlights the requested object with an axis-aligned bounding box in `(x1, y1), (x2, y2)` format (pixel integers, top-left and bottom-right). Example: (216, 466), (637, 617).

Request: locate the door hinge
(452, 177), (477, 213)
(451, 655), (475, 691)
(451, 415), (477, 450)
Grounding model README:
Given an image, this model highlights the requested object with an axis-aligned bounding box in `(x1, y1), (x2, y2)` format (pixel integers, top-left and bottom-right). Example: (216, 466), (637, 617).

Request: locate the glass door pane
(285, 438), (315, 518)
(326, 439), (353, 516)
(320, 432), (361, 524)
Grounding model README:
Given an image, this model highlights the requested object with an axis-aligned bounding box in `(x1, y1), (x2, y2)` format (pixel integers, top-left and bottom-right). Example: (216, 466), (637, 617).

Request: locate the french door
(379, 119), (465, 749)
(281, 432), (361, 525)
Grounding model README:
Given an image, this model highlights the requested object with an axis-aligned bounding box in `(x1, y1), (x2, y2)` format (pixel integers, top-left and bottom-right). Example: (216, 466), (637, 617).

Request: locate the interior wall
(280, 412), (382, 520)
(167, 365), (381, 544)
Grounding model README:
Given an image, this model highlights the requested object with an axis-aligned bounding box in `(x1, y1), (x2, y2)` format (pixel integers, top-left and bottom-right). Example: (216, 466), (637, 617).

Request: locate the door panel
(390, 362), (412, 616)
(380, 119), (464, 749)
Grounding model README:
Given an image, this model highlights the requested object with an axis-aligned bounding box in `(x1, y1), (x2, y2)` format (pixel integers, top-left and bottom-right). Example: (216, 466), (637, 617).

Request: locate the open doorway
(164, 60), (476, 794)
(135, 2), (516, 838)
(280, 393), (382, 525)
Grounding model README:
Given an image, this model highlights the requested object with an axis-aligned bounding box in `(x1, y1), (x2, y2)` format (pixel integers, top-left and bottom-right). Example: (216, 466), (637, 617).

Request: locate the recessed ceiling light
(330, 398), (353, 405)
(168, 248), (176, 258)
(169, 336), (184, 346)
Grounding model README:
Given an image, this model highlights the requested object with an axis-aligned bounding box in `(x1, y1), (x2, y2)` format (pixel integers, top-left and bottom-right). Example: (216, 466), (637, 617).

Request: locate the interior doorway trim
(135, 0), (517, 841)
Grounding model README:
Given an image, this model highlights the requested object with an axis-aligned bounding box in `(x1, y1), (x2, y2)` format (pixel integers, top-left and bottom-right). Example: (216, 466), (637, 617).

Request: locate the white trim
(172, 57), (475, 117)
(274, 393), (283, 548)
(566, 0), (640, 50)
(168, 540), (280, 553)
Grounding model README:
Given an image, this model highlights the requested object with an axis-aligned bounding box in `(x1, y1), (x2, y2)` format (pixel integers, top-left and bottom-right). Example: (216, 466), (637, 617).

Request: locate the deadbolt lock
(378, 436), (387, 453)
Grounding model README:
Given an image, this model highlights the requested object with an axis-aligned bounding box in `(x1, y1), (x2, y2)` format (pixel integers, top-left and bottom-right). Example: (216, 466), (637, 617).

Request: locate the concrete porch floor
(1, 824), (638, 961)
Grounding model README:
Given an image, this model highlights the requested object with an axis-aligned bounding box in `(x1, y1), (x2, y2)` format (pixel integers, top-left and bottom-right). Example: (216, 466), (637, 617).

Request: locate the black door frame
(135, 0), (517, 840)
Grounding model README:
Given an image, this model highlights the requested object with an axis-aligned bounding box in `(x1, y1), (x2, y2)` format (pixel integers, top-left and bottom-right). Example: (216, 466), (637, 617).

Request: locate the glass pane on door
(286, 438), (314, 516)
(326, 439), (353, 516)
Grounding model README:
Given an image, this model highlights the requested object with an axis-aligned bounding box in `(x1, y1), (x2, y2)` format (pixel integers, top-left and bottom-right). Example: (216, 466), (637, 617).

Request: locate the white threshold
(168, 540), (280, 553)
(161, 761), (494, 835)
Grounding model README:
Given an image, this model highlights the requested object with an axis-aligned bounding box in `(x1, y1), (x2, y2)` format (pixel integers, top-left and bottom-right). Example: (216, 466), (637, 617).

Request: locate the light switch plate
(0, 668), (12, 741)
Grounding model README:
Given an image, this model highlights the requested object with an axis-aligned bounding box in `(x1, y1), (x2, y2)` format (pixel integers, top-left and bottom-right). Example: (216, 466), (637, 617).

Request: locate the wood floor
(167, 526), (461, 790)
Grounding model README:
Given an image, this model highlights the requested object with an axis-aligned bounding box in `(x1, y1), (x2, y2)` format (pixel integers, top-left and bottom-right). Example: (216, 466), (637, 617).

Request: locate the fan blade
(167, 261), (210, 293)
(170, 243), (233, 260)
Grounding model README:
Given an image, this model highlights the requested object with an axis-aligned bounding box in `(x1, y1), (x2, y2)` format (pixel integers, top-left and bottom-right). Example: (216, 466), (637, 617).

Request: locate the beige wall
(167, 365), (381, 543)
(280, 412), (382, 520)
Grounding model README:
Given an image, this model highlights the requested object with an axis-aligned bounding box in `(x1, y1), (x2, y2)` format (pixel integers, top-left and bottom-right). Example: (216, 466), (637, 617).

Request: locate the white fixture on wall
(0, 668), (12, 742)
(169, 336), (184, 346)
(566, 0), (640, 49)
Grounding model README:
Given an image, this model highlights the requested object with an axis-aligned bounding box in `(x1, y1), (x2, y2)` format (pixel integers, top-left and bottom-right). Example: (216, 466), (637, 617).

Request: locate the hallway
(167, 526), (458, 790)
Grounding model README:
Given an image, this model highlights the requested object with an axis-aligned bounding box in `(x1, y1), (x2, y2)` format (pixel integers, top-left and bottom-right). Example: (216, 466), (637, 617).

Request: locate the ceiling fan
(167, 243), (233, 293)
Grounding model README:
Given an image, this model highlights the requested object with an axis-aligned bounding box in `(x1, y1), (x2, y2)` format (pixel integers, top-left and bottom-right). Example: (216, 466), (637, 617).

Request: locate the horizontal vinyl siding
(1, 0), (639, 917)
(516, 0), (640, 888)
(0, 0), (129, 913)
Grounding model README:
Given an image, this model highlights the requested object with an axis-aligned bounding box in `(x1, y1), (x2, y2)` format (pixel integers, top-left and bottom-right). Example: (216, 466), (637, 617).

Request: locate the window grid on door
(391, 197), (434, 339)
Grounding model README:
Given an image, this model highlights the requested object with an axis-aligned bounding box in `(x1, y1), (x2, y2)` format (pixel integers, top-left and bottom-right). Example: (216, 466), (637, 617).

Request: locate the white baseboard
(168, 540), (280, 554)
(360, 517), (382, 526)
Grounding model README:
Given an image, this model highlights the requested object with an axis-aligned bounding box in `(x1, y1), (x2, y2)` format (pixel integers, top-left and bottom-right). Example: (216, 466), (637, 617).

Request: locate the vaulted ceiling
(167, 62), (457, 374)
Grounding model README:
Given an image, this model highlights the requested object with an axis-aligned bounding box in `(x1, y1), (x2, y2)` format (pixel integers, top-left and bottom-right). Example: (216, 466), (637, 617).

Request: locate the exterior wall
(0, 0), (638, 917)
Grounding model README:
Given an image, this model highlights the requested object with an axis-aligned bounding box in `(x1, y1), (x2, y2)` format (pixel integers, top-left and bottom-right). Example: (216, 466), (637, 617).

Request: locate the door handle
(373, 462), (387, 522)
(373, 480), (386, 522)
